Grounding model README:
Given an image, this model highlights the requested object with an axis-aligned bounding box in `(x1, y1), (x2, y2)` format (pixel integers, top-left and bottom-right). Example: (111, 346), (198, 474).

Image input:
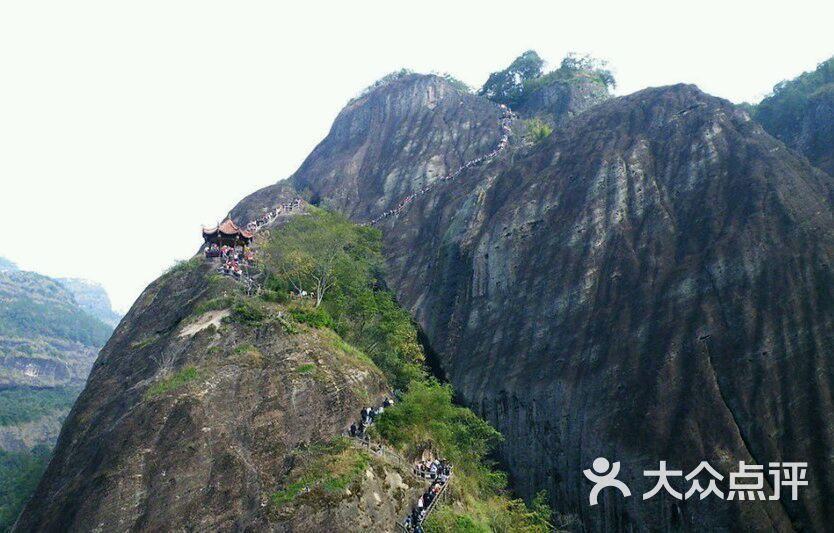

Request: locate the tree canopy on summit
(478, 50), (545, 107)
(479, 50), (616, 108)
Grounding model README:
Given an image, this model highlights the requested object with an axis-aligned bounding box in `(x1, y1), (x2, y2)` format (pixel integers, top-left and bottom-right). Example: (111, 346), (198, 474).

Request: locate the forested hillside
(0, 259), (118, 531)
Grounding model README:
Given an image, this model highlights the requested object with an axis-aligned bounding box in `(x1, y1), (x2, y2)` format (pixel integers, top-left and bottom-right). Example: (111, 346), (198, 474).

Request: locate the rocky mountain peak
(241, 72), (508, 223)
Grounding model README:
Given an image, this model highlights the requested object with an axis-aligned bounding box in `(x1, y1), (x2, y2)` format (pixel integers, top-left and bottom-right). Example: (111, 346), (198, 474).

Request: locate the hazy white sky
(1, 0), (832, 311)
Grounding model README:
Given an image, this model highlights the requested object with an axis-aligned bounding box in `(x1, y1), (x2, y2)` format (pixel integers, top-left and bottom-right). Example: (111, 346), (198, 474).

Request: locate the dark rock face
(13, 262), (398, 532)
(235, 79), (834, 530)
(379, 85), (834, 531)
(230, 180), (300, 232)
(796, 89), (834, 175)
(516, 77), (610, 126)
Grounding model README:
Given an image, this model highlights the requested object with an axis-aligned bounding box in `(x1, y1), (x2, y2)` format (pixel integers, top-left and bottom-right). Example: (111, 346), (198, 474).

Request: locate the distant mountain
(59, 278), (122, 328)
(0, 270), (112, 389)
(0, 259), (117, 530)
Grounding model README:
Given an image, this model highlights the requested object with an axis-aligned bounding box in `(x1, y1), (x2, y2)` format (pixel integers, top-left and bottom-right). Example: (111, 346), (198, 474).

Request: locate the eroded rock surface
(14, 261), (403, 532)
(232, 78), (834, 530)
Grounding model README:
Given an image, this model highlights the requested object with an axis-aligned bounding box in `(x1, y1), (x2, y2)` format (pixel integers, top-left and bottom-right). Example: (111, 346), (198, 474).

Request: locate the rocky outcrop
(377, 84), (834, 531)
(13, 258), (414, 532)
(233, 74), (508, 223)
(230, 181), (301, 235)
(516, 75), (610, 126)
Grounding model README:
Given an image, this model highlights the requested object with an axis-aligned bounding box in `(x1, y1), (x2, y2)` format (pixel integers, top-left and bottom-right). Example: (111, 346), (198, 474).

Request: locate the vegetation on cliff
(0, 265), (117, 531)
(0, 387), (79, 427)
(257, 209), (555, 531)
(264, 209), (425, 390)
(755, 56), (834, 136)
(0, 446), (50, 531)
(479, 50), (615, 108)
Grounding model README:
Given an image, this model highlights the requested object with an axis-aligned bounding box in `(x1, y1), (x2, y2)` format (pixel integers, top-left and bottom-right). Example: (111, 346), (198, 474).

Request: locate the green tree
(755, 56), (834, 142)
(479, 50), (545, 107)
(558, 52), (616, 89)
(264, 210), (380, 307)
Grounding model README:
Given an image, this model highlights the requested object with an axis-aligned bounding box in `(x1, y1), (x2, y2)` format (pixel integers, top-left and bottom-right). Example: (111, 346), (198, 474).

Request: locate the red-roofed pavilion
(202, 218), (253, 247)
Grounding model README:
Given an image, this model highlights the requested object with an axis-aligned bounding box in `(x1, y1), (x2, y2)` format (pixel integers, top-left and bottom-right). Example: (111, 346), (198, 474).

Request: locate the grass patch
(524, 118), (553, 143)
(271, 479), (308, 507)
(289, 305), (334, 329)
(329, 335), (374, 367)
(192, 296), (236, 317)
(295, 363), (317, 375)
(130, 335), (158, 350)
(145, 366), (199, 399)
(165, 257), (201, 277)
(269, 437), (369, 512)
(231, 300), (268, 326)
(234, 343), (263, 367)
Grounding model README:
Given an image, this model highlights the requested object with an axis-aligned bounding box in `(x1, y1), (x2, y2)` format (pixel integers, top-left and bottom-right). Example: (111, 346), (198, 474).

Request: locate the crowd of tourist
(369, 107), (515, 225)
(204, 244), (255, 278)
(246, 198), (303, 233)
(404, 458), (452, 531)
(344, 396), (454, 531)
(349, 397), (394, 440)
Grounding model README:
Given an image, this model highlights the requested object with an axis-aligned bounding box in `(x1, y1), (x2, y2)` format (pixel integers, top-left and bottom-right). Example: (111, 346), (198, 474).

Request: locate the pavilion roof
(202, 217), (253, 240)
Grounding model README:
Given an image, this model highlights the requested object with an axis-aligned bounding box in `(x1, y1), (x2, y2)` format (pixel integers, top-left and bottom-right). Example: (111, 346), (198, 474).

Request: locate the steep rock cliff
(516, 75), (610, 126)
(378, 84), (834, 531)
(230, 77), (834, 531)
(13, 257), (418, 532)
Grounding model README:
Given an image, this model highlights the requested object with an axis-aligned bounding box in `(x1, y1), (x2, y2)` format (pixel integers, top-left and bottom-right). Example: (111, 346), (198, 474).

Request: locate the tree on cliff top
(755, 55), (834, 141)
(478, 50), (545, 107)
(480, 50), (615, 108)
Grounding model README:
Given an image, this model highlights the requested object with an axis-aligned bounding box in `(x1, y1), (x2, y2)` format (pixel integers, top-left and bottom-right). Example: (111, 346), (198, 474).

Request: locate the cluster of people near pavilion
(246, 198), (303, 233)
(369, 105), (515, 225)
(404, 458), (453, 531)
(204, 244), (254, 278)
